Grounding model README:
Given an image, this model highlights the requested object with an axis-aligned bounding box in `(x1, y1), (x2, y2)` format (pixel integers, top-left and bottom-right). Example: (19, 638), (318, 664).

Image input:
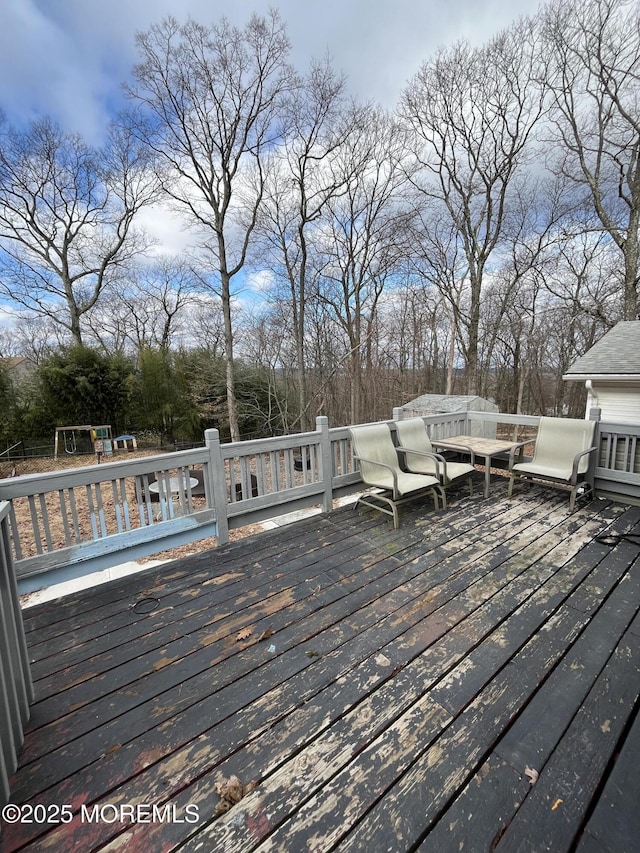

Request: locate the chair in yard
(349, 422), (444, 529)
(393, 417), (475, 509)
(507, 416), (597, 510)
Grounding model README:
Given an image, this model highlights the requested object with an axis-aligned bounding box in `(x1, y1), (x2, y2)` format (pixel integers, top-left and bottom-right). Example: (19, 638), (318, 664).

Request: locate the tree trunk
(220, 270), (239, 442)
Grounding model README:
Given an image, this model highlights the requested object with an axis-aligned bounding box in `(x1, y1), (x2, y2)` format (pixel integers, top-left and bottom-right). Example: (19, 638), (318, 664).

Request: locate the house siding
(586, 382), (640, 424)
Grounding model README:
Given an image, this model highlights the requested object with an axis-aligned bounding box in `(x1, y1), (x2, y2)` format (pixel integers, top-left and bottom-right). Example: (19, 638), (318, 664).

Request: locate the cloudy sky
(2, 0), (544, 142)
(0, 0), (546, 325)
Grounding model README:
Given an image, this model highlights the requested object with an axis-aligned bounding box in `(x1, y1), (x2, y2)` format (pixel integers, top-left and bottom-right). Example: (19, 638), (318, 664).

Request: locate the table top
(432, 435), (520, 455)
(148, 476), (199, 494)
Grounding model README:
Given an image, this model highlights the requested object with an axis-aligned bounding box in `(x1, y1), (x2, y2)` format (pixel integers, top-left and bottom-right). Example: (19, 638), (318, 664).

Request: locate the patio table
(432, 435), (523, 498)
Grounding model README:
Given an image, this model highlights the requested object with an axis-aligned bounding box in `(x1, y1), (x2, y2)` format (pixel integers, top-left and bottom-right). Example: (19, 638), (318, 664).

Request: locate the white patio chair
(393, 417), (474, 509)
(507, 416), (597, 510)
(349, 422), (443, 529)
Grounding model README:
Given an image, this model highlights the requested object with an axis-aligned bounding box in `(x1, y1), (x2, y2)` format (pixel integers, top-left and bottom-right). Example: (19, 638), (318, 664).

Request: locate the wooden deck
(3, 476), (640, 852)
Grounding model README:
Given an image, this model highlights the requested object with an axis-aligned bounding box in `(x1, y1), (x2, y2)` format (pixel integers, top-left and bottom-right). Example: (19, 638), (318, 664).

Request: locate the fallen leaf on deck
(524, 766), (538, 785)
(236, 627), (253, 642)
(375, 653), (391, 667)
(306, 650), (321, 658)
(552, 798), (563, 811)
(214, 775), (257, 817)
(601, 719), (611, 733)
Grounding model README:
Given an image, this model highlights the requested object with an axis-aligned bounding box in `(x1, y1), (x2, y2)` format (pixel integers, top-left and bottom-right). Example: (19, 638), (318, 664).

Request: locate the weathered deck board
(2, 479), (640, 852)
(576, 674), (640, 853)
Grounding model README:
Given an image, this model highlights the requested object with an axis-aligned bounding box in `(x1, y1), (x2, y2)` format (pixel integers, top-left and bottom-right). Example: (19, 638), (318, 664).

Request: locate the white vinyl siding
(587, 382), (640, 424)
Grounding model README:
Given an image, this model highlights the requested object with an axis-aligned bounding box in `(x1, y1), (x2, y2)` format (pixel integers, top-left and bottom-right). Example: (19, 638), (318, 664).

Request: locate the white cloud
(136, 203), (199, 260)
(246, 269), (276, 295)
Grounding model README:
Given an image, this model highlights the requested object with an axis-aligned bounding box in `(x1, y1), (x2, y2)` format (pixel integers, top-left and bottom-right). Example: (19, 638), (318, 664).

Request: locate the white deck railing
(0, 412), (468, 592)
(593, 420), (640, 501)
(0, 408), (637, 595)
(0, 500), (33, 806)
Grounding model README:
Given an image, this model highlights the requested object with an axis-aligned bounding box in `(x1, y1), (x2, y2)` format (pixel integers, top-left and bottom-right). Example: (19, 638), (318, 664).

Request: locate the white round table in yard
(147, 477), (199, 517)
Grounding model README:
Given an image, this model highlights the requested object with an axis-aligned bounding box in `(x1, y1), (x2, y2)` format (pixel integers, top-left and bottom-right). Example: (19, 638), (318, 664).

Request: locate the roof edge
(562, 373), (640, 382)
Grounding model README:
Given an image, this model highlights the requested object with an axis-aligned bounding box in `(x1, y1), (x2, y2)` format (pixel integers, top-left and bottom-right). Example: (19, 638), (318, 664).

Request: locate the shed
(563, 321), (640, 424)
(401, 394), (498, 438)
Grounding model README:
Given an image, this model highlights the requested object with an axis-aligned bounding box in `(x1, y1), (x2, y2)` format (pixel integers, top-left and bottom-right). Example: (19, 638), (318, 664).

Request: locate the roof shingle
(565, 321), (640, 377)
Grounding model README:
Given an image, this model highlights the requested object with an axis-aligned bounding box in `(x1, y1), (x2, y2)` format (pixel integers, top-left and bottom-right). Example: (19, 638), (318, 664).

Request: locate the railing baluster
(182, 469), (194, 514)
(95, 483), (108, 537)
(85, 484), (99, 539)
(157, 472), (173, 520)
(284, 448), (294, 488)
(256, 453), (266, 495)
(176, 468), (189, 515)
(68, 488), (81, 542)
(27, 495), (43, 555)
(269, 451), (279, 493)
(135, 475), (150, 526)
(58, 489), (73, 546)
(111, 479), (124, 534)
(38, 494), (53, 551)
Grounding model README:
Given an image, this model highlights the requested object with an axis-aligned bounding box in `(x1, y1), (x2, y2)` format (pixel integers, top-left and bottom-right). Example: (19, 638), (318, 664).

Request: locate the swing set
(53, 425), (113, 459)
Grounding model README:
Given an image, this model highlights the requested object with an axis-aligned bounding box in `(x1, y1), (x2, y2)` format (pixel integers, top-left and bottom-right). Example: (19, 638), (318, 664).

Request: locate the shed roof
(402, 394), (497, 413)
(564, 321), (640, 379)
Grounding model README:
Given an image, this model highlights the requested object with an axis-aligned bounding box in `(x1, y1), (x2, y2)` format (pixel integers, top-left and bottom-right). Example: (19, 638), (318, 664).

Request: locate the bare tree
(84, 258), (202, 354)
(318, 107), (412, 424)
(2, 313), (62, 363)
(542, 0), (640, 320)
(407, 210), (470, 394)
(401, 20), (547, 393)
(0, 115), (158, 345)
(257, 57), (353, 430)
(128, 12), (293, 440)
(474, 171), (570, 400)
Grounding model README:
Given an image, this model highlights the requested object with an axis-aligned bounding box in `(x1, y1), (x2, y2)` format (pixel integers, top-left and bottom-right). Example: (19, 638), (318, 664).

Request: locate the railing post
(317, 416), (333, 514)
(392, 407), (403, 422)
(588, 407), (602, 492)
(0, 503), (33, 805)
(205, 429), (229, 546)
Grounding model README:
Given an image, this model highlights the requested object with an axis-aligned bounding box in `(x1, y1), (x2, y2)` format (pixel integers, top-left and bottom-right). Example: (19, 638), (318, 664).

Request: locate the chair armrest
(433, 441), (476, 466)
(570, 446), (597, 485)
(508, 441), (530, 470)
(396, 446), (447, 481)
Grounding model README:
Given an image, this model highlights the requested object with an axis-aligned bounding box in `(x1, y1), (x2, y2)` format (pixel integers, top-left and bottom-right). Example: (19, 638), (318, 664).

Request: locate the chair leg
(355, 493), (400, 528)
(437, 485), (447, 510)
(508, 473), (516, 499)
